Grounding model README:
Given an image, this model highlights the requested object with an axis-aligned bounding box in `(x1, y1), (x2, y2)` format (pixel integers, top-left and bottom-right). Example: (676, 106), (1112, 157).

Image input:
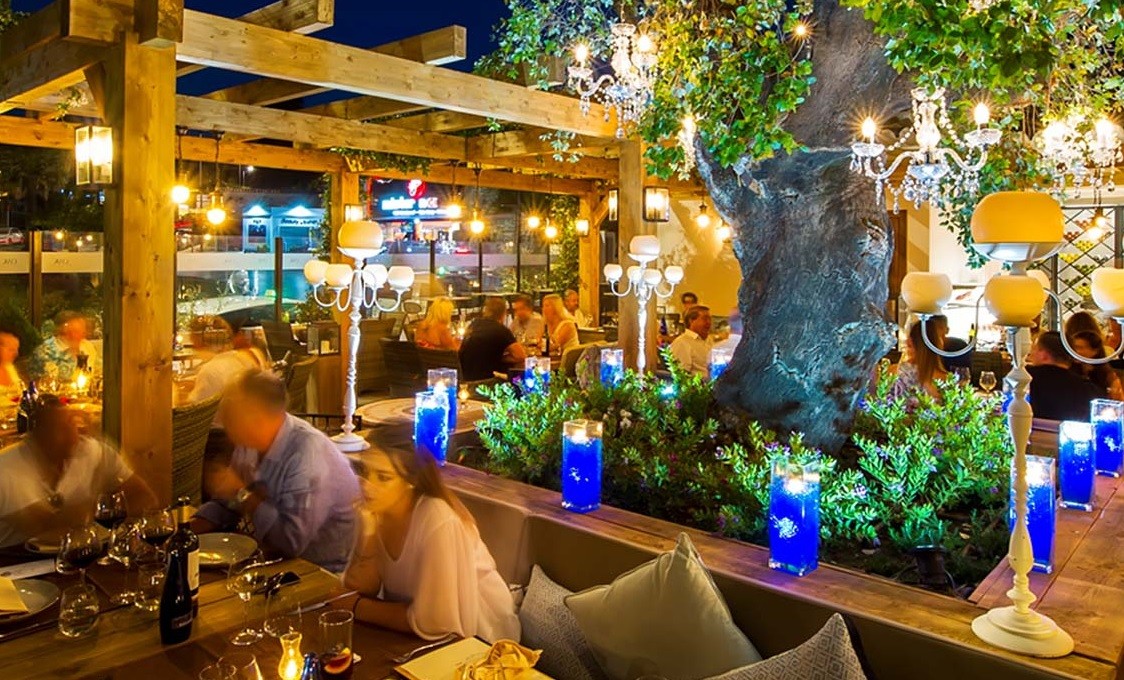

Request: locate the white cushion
(704, 614), (867, 680)
(564, 533), (761, 680)
(519, 566), (608, 680)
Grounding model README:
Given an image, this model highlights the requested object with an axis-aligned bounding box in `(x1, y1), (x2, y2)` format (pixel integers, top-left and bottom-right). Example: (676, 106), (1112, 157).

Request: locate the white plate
(0, 579), (59, 625)
(198, 533), (258, 567)
(25, 525), (110, 555)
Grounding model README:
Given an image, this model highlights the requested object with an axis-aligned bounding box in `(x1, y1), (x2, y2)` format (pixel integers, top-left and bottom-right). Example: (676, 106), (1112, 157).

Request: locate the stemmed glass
(263, 589), (302, 639)
(227, 561), (267, 645)
(139, 507), (176, 561)
(93, 491), (127, 566)
(58, 524), (106, 586)
(108, 518), (142, 605)
(980, 370), (998, 394)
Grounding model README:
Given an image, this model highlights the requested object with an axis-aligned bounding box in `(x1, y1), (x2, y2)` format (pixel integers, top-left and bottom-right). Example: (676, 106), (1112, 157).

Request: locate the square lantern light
(643, 186), (670, 223)
(575, 218), (591, 237)
(607, 189), (619, 222)
(74, 125), (113, 186)
(343, 203), (366, 223)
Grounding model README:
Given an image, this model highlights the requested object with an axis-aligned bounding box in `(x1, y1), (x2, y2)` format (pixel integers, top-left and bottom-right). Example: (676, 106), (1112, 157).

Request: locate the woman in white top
(542, 294), (579, 357)
(341, 446), (519, 643)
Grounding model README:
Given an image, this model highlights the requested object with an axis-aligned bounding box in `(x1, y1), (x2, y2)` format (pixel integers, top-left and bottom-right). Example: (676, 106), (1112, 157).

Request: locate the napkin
(0, 577), (28, 615)
(456, 640), (544, 680)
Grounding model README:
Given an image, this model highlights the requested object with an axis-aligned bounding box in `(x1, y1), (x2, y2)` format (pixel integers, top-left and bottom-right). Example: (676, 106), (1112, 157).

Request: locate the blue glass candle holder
(414, 389), (450, 466)
(768, 459), (820, 576)
(1091, 399), (1124, 477)
(561, 419), (603, 513)
(1059, 420), (1095, 511)
(708, 347), (733, 381)
(427, 368), (459, 433)
(600, 348), (624, 387)
(523, 357), (551, 394)
(1008, 455), (1056, 574)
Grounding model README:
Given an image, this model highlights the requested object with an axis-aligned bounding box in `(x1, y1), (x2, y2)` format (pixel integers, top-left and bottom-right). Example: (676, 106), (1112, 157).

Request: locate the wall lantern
(75, 125), (113, 186)
(575, 218), (591, 237)
(343, 203), (365, 223)
(643, 186), (670, 222)
(607, 189), (619, 222)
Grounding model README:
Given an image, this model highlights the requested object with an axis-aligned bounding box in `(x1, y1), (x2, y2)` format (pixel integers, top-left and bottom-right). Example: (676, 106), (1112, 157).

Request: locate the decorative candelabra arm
(917, 296), (984, 358)
(1046, 291), (1124, 364)
(373, 290), (408, 313)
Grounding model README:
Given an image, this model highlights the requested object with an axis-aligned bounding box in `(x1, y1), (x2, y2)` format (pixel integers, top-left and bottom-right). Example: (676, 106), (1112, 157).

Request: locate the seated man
(0, 396), (157, 548)
(564, 289), (592, 328)
(1027, 331), (1105, 421)
(460, 297), (528, 381)
(508, 295), (544, 347)
(192, 370), (359, 572)
(669, 306), (714, 377)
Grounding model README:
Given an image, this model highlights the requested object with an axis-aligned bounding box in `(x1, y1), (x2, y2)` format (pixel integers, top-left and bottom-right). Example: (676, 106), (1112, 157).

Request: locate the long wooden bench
(442, 463), (1120, 680)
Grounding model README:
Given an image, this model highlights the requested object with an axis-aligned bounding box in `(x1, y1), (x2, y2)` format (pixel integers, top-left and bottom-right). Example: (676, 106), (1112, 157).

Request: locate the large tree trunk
(699, 0), (912, 452)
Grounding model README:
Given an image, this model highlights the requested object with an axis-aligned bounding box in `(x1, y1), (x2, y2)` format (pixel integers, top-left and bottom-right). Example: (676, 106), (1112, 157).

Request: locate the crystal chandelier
(568, 21), (658, 139)
(1035, 112), (1121, 199)
(850, 88), (1001, 210)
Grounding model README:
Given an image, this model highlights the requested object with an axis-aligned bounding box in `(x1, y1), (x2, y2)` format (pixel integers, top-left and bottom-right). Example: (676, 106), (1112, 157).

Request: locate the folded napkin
(0, 577), (28, 616)
(456, 640), (543, 680)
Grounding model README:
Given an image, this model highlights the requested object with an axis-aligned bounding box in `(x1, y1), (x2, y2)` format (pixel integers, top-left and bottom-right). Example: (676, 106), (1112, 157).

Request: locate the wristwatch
(226, 485), (254, 512)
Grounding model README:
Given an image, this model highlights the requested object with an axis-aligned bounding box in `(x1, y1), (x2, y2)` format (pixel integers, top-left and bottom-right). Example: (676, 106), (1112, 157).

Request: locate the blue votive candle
(524, 357), (551, 394)
(1091, 399), (1124, 477)
(414, 389), (450, 466)
(768, 459), (820, 576)
(709, 347), (732, 381)
(600, 348), (623, 387)
(427, 368), (458, 434)
(561, 419), (603, 513)
(1059, 420), (1095, 511)
(1009, 455), (1056, 574)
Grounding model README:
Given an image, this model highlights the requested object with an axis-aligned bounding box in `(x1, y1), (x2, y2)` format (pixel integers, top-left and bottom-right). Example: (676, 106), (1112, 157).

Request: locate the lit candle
(973, 102), (990, 129)
(768, 459), (820, 576)
(600, 348), (624, 387)
(278, 632), (303, 680)
(1091, 399), (1124, 477)
(414, 389), (450, 466)
(861, 117), (877, 145)
(1009, 455), (1056, 574)
(1058, 421), (1095, 511)
(562, 420), (603, 513)
(573, 43), (590, 66)
(74, 371), (89, 393)
(708, 347), (733, 381)
(523, 357), (551, 394)
(427, 368), (459, 434)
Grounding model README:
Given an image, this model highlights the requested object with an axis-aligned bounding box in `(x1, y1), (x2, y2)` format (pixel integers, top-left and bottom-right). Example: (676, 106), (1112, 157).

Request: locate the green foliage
(330, 149), (433, 176)
(545, 194), (580, 292)
(0, 297), (41, 357)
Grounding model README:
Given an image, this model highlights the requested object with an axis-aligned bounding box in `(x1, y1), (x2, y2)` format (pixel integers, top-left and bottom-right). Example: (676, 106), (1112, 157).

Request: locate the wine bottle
(165, 497), (200, 617)
(299, 653), (323, 680)
(15, 388), (30, 434)
(159, 529), (194, 644)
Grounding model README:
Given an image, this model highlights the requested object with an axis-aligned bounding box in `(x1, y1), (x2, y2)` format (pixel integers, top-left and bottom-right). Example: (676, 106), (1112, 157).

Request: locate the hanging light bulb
(171, 183), (191, 205)
(447, 162), (464, 220)
(526, 214), (541, 229)
(469, 212), (486, 236)
(54, 230), (64, 241)
(543, 223), (559, 240)
(1087, 208), (1110, 241)
(716, 223), (732, 242)
(695, 203), (711, 229)
(206, 192), (226, 225)
(171, 128), (193, 206)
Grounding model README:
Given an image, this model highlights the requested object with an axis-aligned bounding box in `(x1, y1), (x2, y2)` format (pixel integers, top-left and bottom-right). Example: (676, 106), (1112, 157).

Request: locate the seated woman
(0, 330), (23, 398)
(1065, 310), (1103, 340)
(887, 318), (947, 400)
(414, 298), (460, 351)
(541, 294), (578, 357)
(1068, 330), (1124, 400)
(341, 446), (519, 643)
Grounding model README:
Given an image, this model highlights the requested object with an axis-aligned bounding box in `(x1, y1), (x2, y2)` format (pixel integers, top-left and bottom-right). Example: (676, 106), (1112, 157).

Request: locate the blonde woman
(542, 294), (578, 356)
(415, 297), (460, 350)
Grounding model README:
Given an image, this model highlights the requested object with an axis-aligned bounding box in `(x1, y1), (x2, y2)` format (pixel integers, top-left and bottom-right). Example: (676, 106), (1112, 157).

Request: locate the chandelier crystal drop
(568, 21), (658, 139)
(850, 88), (1001, 211)
(1035, 112), (1121, 199)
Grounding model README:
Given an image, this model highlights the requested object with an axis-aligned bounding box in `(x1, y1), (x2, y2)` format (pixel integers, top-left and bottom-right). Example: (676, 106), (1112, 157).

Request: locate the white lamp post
(900, 191), (1124, 658)
(604, 235), (683, 372)
(304, 217), (415, 452)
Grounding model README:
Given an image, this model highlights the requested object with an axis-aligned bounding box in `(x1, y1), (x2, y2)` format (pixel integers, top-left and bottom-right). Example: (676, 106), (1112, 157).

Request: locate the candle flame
(973, 102), (991, 126)
(860, 117), (877, 141)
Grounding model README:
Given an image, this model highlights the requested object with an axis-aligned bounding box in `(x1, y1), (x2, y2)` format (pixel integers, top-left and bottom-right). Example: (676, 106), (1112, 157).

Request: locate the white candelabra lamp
(304, 217), (415, 452)
(900, 191), (1124, 658)
(604, 235), (683, 371)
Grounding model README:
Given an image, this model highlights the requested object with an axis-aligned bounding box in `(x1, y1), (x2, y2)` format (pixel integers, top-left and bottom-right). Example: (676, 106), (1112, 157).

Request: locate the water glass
(217, 652), (265, 680)
(263, 590), (302, 638)
(198, 664), (237, 680)
(319, 610), (354, 678)
(109, 519), (142, 604)
(58, 583), (99, 638)
(135, 562), (165, 613)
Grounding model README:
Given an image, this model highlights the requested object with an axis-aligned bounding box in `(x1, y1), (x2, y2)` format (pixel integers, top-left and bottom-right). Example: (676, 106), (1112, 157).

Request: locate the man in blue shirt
(193, 370), (359, 572)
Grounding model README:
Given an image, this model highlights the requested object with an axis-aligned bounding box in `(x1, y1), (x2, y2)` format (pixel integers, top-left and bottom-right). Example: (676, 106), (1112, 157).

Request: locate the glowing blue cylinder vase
(1008, 455), (1056, 574)
(600, 348), (624, 387)
(427, 368), (458, 433)
(768, 459), (820, 576)
(561, 420), (603, 513)
(1059, 421), (1095, 511)
(524, 357), (551, 394)
(414, 389), (450, 466)
(1091, 399), (1124, 477)
(709, 347), (733, 381)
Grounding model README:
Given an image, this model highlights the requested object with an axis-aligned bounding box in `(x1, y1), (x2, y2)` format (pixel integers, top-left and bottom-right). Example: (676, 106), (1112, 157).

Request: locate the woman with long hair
(1068, 330), (1124, 400)
(541, 294), (578, 356)
(340, 446), (519, 642)
(414, 297), (460, 350)
(888, 318), (948, 400)
(1064, 310), (1103, 340)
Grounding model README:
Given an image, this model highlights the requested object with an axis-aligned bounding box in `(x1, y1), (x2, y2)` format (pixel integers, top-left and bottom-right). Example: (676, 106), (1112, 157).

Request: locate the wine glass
(58, 524), (106, 586)
(980, 370), (998, 394)
(227, 561), (267, 645)
(263, 589), (302, 639)
(217, 652), (264, 680)
(108, 519), (142, 605)
(139, 507), (176, 561)
(94, 490), (127, 565)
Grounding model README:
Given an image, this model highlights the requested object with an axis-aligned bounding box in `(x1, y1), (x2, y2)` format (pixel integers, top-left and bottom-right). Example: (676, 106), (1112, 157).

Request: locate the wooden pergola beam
(388, 110), (490, 133)
(299, 96), (428, 122)
(177, 9), (617, 137)
(465, 128), (615, 159)
(485, 154), (618, 182)
(0, 39), (101, 113)
(354, 163), (594, 196)
(201, 26), (466, 107)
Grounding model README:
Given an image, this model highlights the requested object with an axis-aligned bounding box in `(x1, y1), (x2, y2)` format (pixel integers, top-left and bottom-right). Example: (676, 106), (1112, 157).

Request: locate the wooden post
(616, 141), (656, 370)
(99, 29), (177, 503)
(274, 235), (284, 322)
(29, 230), (42, 328)
(577, 193), (599, 326)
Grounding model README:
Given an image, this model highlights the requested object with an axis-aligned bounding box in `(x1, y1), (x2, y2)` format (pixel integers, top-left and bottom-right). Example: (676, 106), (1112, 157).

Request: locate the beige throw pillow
(703, 613), (868, 680)
(564, 532), (761, 680)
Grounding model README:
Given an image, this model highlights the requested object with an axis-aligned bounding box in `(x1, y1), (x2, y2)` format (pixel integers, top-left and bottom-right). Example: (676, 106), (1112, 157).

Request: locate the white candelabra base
(331, 430), (370, 453)
(972, 606), (1073, 658)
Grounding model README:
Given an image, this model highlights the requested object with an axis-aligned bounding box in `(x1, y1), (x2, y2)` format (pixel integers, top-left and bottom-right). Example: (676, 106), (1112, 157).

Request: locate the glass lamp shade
(343, 204), (365, 223)
(643, 187), (670, 222)
(626, 266), (643, 284)
(664, 266), (684, 284)
(1027, 269), (1051, 290)
(543, 224), (559, 240)
(970, 191), (1064, 246)
(323, 264), (354, 288)
(604, 264), (623, 282)
(361, 264), (389, 289)
(74, 125), (113, 185)
(575, 219), (591, 236)
(1091, 268), (1124, 318)
(641, 269), (662, 286)
(901, 272), (953, 315)
(984, 274), (1047, 327)
(303, 259), (329, 285)
(338, 220), (384, 259)
(607, 189), (619, 221)
(629, 235), (661, 259)
(386, 265), (415, 291)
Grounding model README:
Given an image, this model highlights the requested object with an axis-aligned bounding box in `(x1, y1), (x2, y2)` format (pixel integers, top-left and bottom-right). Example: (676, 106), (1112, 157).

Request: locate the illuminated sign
(377, 195), (456, 219)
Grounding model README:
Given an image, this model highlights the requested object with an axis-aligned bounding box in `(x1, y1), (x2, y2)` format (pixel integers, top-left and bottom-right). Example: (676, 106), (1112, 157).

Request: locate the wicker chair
(171, 395), (222, 506)
(418, 347), (460, 373)
(380, 338), (425, 397)
(577, 328), (607, 344)
(261, 321), (301, 361)
(285, 354), (319, 413)
(356, 318), (398, 394)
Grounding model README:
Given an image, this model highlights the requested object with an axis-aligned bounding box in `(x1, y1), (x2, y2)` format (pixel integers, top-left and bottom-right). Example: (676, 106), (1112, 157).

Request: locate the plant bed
(465, 357), (1014, 596)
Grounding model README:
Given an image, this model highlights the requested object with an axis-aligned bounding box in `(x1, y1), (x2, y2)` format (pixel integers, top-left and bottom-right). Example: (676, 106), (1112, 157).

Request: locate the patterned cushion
(704, 614), (868, 680)
(519, 565), (609, 680)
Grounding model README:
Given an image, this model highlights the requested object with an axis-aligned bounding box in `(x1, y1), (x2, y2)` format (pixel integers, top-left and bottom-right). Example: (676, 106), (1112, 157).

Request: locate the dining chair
(284, 354), (319, 413)
(171, 394), (221, 506)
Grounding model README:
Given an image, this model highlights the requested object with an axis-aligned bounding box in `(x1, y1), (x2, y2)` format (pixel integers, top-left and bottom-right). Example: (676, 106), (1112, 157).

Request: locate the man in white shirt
(508, 295), (545, 346)
(564, 289), (592, 328)
(669, 306), (714, 377)
(0, 396), (157, 548)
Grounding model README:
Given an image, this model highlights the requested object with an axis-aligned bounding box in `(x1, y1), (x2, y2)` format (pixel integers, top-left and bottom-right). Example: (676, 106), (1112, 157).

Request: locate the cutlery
(391, 633), (459, 664)
(0, 617), (57, 643)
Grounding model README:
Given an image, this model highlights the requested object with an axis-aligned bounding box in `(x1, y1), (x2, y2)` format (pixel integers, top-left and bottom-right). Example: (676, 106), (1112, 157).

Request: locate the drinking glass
(134, 562), (165, 613)
(217, 652), (264, 680)
(227, 561), (267, 645)
(58, 524), (106, 586)
(952, 366), (970, 383)
(263, 590), (302, 638)
(980, 371), (998, 394)
(198, 664), (237, 680)
(58, 583), (99, 638)
(139, 507), (176, 560)
(94, 490), (127, 566)
(319, 610), (354, 678)
(108, 519), (143, 605)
